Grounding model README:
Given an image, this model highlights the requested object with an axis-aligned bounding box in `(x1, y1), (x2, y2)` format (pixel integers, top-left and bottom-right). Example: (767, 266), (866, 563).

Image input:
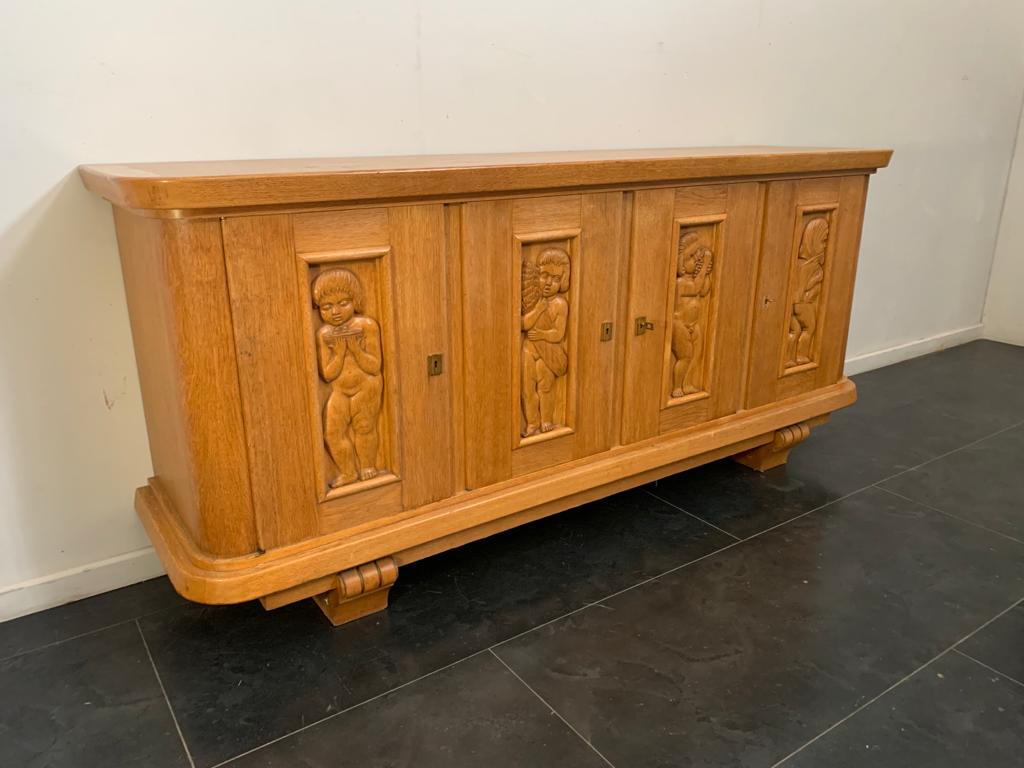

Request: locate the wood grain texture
(113, 209), (258, 557)
(313, 556), (398, 626)
(89, 148), (889, 621)
(80, 146), (891, 215)
(223, 216), (319, 550)
(574, 192), (627, 455)
(388, 204), (456, 508)
(621, 188), (676, 443)
(136, 378), (857, 605)
(652, 182), (760, 437)
(732, 415), (828, 471)
(461, 200), (514, 488)
(745, 176), (869, 408)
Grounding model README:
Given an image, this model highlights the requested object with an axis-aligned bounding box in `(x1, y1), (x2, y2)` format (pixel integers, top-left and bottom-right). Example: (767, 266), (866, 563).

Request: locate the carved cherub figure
(786, 217), (829, 366)
(671, 232), (714, 398)
(312, 268), (384, 487)
(521, 247), (571, 436)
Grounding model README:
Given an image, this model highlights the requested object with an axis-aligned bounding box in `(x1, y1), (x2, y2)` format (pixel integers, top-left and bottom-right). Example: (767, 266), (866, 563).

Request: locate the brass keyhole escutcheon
(427, 354), (444, 376)
(634, 316), (654, 336)
(600, 322), (614, 342)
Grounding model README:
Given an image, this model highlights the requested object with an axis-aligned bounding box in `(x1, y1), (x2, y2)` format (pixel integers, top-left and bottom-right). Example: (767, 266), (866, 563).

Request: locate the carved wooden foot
(313, 556), (398, 626)
(733, 421), (812, 472)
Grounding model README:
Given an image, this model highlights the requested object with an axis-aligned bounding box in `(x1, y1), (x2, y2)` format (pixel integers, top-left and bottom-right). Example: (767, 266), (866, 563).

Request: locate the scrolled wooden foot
(313, 556), (398, 626)
(733, 421), (812, 472)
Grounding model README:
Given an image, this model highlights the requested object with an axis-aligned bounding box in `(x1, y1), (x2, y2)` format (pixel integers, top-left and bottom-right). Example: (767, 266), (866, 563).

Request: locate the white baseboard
(843, 324), (984, 376)
(0, 547), (164, 623)
(982, 327), (1024, 346)
(0, 323), (989, 624)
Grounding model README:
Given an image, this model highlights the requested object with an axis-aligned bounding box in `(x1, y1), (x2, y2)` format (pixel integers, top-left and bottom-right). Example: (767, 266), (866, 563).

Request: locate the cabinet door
(223, 205), (457, 543)
(460, 193), (627, 488)
(746, 176), (868, 408)
(621, 182), (761, 444)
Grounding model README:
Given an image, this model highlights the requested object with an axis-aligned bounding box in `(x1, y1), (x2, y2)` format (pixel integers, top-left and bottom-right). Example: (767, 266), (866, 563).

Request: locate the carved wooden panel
(516, 234), (578, 444)
(461, 193), (626, 486)
(302, 251), (398, 500)
(667, 221), (718, 403)
(783, 212), (833, 372)
(746, 176), (869, 408)
(293, 205), (456, 533)
(621, 183), (759, 444)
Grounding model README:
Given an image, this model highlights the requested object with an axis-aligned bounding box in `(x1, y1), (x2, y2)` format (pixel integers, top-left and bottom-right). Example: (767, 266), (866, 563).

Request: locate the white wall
(2, 0), (1023, 620)
(985, 101), (1024, 345)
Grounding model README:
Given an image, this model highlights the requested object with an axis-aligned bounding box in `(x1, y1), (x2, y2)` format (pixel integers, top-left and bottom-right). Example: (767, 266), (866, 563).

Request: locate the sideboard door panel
(225, 206), (456, 542)
(461, 193), (627, 489)
(621, 183), (761, 444)
(746, 176), (868, 408)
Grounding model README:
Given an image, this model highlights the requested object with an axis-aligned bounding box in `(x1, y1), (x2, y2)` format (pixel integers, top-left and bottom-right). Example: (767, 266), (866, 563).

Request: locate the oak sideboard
(80, 147), (891, 625)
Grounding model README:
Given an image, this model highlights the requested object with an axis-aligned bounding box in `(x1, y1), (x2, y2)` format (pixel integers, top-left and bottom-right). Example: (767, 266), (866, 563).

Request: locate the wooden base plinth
(313, 556), (398, 626)
(733, 421), (812, 471)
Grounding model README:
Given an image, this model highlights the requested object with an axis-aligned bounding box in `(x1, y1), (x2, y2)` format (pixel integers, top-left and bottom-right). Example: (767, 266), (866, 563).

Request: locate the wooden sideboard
(80, 147), (891, 625)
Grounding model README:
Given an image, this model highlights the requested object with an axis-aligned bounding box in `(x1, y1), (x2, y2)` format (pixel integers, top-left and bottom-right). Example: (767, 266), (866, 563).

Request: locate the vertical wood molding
(389, 204), (456, 508)
(223, 215), (319, 549)
(461, 200), (514, 488)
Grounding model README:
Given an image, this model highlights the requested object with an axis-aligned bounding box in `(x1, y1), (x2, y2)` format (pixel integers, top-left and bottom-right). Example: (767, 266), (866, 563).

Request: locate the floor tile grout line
(141, 417), (1023, 767)
(0, 620), (133, 665)
(645, 490), (742, 541)
(490, 649), (616, 768)
(208, 649), (492, 768)
(772, 652), (951, 767)
(771, 596), (1024, 767)
(0, 601), (188, 666)
(136, 620), (196, 768)
(212, 524), (753, 766)
(493, 485), (872, 652)
(870, 416), (1024, 489)
(594, 486), (870, 605)
(493, 483), (872, 651)
(951, 648), (1024, 690)
(875, 486), (1024, 547)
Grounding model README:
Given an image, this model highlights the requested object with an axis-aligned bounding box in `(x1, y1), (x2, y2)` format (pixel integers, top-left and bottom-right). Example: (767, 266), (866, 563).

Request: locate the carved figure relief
(520, 246), (571, 437)
(312, 268), (385, 487)
(785, 216), (829, 368)
(671, 230), (714, 398)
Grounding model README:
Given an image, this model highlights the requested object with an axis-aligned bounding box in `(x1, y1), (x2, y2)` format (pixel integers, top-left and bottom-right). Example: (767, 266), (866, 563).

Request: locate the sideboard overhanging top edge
(79, 146), (892, 217)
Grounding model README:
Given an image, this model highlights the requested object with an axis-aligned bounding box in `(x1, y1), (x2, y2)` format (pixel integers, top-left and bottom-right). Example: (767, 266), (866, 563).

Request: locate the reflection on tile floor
(2, 340), (1022, 768)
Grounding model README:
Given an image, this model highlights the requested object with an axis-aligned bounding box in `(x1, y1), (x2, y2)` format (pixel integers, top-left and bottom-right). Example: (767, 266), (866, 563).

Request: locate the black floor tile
(793, 340), (1024, 496)
(851, 340), (1024, 431)
(6, 339), (1022, 768)
(650, 341), (1024, 536)
(0, 576), (184, 661)
(651, 460), (833, 539)
(139, 489), (731, 767)
(228, 651), (608, 768)
(958, 602), (1024, 684)
(783, 651), (1024, 767)
(782, 393), (998, 498)
(494, 487), (1024, 768)
(882, 424), (1024, 542)
(0, 622), (189, 768)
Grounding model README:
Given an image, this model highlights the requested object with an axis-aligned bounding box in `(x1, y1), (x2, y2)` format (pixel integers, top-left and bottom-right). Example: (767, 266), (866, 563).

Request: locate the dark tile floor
(1, 340), (1022, 768)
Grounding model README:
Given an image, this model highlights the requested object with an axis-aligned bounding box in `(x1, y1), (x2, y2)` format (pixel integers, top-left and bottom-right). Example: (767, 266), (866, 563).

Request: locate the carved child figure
(312, 268), (384, 487)
(786, 217), (829, 367)
(521, 247), (571, 437)
(671, 232), (714, 398)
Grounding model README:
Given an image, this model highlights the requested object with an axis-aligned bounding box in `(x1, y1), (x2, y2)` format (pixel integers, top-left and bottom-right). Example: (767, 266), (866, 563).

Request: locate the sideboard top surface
(79, 146), (891, 216)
